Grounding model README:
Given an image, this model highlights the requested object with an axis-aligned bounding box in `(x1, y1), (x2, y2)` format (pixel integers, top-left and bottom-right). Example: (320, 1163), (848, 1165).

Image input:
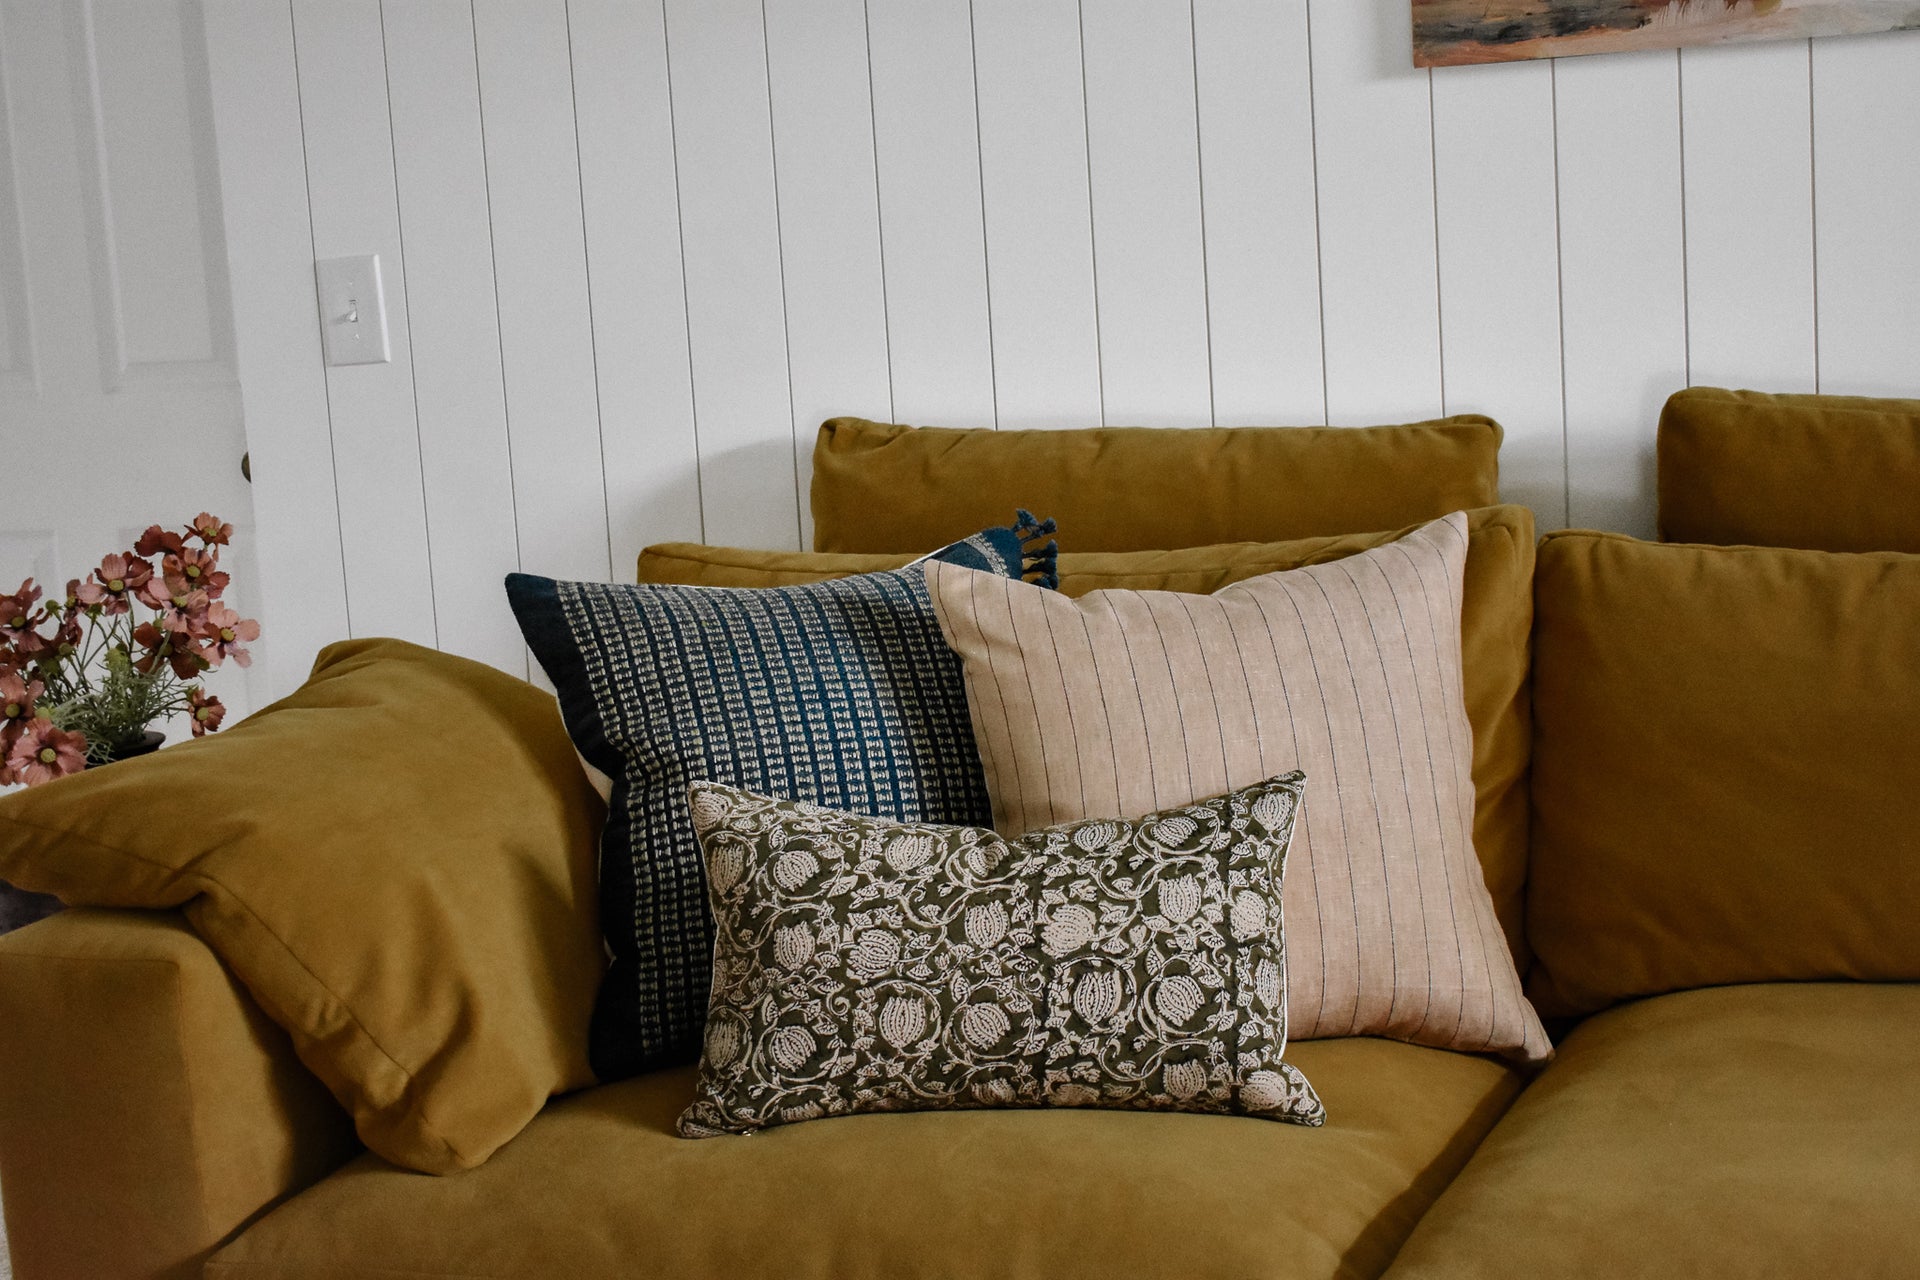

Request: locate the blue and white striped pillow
(507, 514), (1055, 1081)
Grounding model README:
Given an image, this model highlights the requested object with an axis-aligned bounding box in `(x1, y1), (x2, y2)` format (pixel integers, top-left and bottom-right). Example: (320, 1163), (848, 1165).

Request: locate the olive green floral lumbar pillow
(679, 773), (1324, 1137)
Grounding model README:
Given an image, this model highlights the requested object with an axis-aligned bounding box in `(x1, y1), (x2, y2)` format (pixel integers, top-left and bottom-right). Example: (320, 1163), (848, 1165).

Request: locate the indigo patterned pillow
(507, 514), (1056, 1081)
(679, 773), (1325, 1137)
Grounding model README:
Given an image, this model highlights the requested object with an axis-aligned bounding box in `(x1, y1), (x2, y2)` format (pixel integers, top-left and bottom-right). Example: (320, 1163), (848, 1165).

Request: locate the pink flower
(165, 549), (228, 599)
(7, 718), (87, 786)
(131, 621), (207, 680)
(199, 604), (259, 668)
(0, 671), (43, 729)
(136, 566), (209, 622)
(0, 579), (47, 655)
(135, 525), (185, 558)
(0, 672), (44, 773)
(162, 588), (211, 637)
(187, 687), (226, 737)
(189, 513), (233, 547)
(75, 554), (151, 617)
(135, 572), (175, 611)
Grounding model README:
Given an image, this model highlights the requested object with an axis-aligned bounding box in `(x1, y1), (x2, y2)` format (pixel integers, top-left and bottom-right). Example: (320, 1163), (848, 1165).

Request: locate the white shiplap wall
(202, 0), (1920, 699)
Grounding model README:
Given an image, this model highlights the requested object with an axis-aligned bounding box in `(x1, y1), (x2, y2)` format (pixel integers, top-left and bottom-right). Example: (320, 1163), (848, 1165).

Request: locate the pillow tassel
(1014, 509), (1061, 589)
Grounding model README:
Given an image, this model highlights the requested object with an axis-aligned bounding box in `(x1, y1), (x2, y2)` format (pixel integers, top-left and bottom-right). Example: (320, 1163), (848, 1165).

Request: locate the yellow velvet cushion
(1527, 532), (1920, 1018)
(1385, 984), (1920, 1279)
(0, 639), (606, 1174)
(641, 507), (1537, 972)
(1657, 385), (1920, 552)
(207, 1039), (1525, 1280)
(809, 416), (1503, 553)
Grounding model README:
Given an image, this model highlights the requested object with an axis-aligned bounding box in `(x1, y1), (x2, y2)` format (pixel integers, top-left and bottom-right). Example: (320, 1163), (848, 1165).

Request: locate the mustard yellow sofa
(1, 399), (1915, 1280)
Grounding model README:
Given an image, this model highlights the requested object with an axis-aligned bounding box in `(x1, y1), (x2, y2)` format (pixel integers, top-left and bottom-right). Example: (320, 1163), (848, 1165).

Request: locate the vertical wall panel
(1681, 41), (1817, 393)
(288, 0), (435, 646)
(203, 0), (347, 698)
(1556, 51), (1688, 537)
(472, 0), (610, 582)
(765, 0), (893, 545)
(1192, 0), (1324, 426)
(382, 0), (525, 672)
(1080, 0), (1211, 427)
(570, 0), (703, 571)
(1431, 60), (1565, 524)
(663, 0), (798, 548)
(971, 0), (1102, 429)
(1812, 32), (1920, 397)
(866, 0), (995, 427)
(1307, 0), (1444, 425)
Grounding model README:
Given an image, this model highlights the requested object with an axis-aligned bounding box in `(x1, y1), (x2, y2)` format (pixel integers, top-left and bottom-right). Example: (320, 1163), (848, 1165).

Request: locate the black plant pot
(100, 729), (166, 763)
(0, 730), (166, 936)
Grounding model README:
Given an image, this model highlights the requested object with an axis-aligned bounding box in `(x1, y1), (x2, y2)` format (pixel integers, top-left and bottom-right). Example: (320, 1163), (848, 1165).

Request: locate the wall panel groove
(973, 0), (1101, 428)
(1431, 58), (1566, 524)
(473, 0), (610, 584)
(1307, 0), (1444, 427)
(765, 0), (892, 541)
(1555, 49), (1687, 537)
(569, 0), (705, 578)
(382, 0), (525, 673)
(290, 0), (438, 647)
(1680, 40), (1818, 394)
(867, 0), (996, 427)
(1809, 30), (1920, 397)
(1192, 0), (1324, 427)
(1081, 0), (1211, 427)
(662, 0), (797, 547)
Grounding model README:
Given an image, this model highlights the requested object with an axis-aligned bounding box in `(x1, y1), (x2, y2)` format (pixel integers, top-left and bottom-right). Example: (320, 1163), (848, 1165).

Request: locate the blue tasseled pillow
(506, 512), (1056, 1081)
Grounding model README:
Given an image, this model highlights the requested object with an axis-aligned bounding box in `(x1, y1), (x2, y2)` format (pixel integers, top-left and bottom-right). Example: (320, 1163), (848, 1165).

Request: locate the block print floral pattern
(679, 773), (1325, 1137)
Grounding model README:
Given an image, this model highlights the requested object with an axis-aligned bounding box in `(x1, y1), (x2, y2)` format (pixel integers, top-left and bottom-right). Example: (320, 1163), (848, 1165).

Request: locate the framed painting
(1413, 1), (1920, 67)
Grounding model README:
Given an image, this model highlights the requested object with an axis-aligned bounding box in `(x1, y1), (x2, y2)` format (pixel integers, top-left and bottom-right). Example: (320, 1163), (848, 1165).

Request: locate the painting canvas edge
(1413, 1), (1920, 69)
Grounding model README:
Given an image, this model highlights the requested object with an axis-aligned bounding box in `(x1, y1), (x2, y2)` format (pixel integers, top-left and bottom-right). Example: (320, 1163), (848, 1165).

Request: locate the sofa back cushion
(810, 416), (1503, 553)
(0, 639), (606, 1174)
(640, 505), (1537, 972)
(1657, 386), (1920, 552)
(1526, 532), (1920, 1018)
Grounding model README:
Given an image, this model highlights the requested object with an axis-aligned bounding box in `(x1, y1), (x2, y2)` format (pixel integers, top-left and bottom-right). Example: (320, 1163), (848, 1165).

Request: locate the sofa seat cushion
(207, 1037), (1524, 1280)
(1385, 983), (1920, 1279)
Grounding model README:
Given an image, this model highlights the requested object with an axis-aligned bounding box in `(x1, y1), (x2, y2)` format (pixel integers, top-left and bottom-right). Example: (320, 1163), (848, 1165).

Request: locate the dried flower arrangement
(0, 514), (259, 786)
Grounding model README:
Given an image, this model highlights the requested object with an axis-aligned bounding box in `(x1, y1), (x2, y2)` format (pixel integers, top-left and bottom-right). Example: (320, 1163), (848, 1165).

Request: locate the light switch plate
(314, 254), (391, 366)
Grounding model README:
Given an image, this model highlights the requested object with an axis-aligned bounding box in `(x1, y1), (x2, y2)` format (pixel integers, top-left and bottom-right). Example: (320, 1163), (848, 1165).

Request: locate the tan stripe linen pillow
(925, 512), (1549, 1062)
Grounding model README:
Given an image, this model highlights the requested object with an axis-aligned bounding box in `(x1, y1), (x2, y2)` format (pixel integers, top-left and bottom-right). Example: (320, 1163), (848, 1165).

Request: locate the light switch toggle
(315, 254), (391, 367)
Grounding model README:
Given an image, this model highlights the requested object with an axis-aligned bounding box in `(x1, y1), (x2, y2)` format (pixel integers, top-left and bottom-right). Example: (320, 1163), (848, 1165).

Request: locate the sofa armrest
(0, 910), (360, 1280)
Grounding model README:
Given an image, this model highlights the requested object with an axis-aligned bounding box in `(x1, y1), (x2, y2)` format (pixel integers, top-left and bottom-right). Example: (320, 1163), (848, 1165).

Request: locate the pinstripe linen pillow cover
(926, 513), (1550, 1063)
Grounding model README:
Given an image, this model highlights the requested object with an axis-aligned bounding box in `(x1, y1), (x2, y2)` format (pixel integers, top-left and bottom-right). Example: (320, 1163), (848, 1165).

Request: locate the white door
(0, 0), (265, 727)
